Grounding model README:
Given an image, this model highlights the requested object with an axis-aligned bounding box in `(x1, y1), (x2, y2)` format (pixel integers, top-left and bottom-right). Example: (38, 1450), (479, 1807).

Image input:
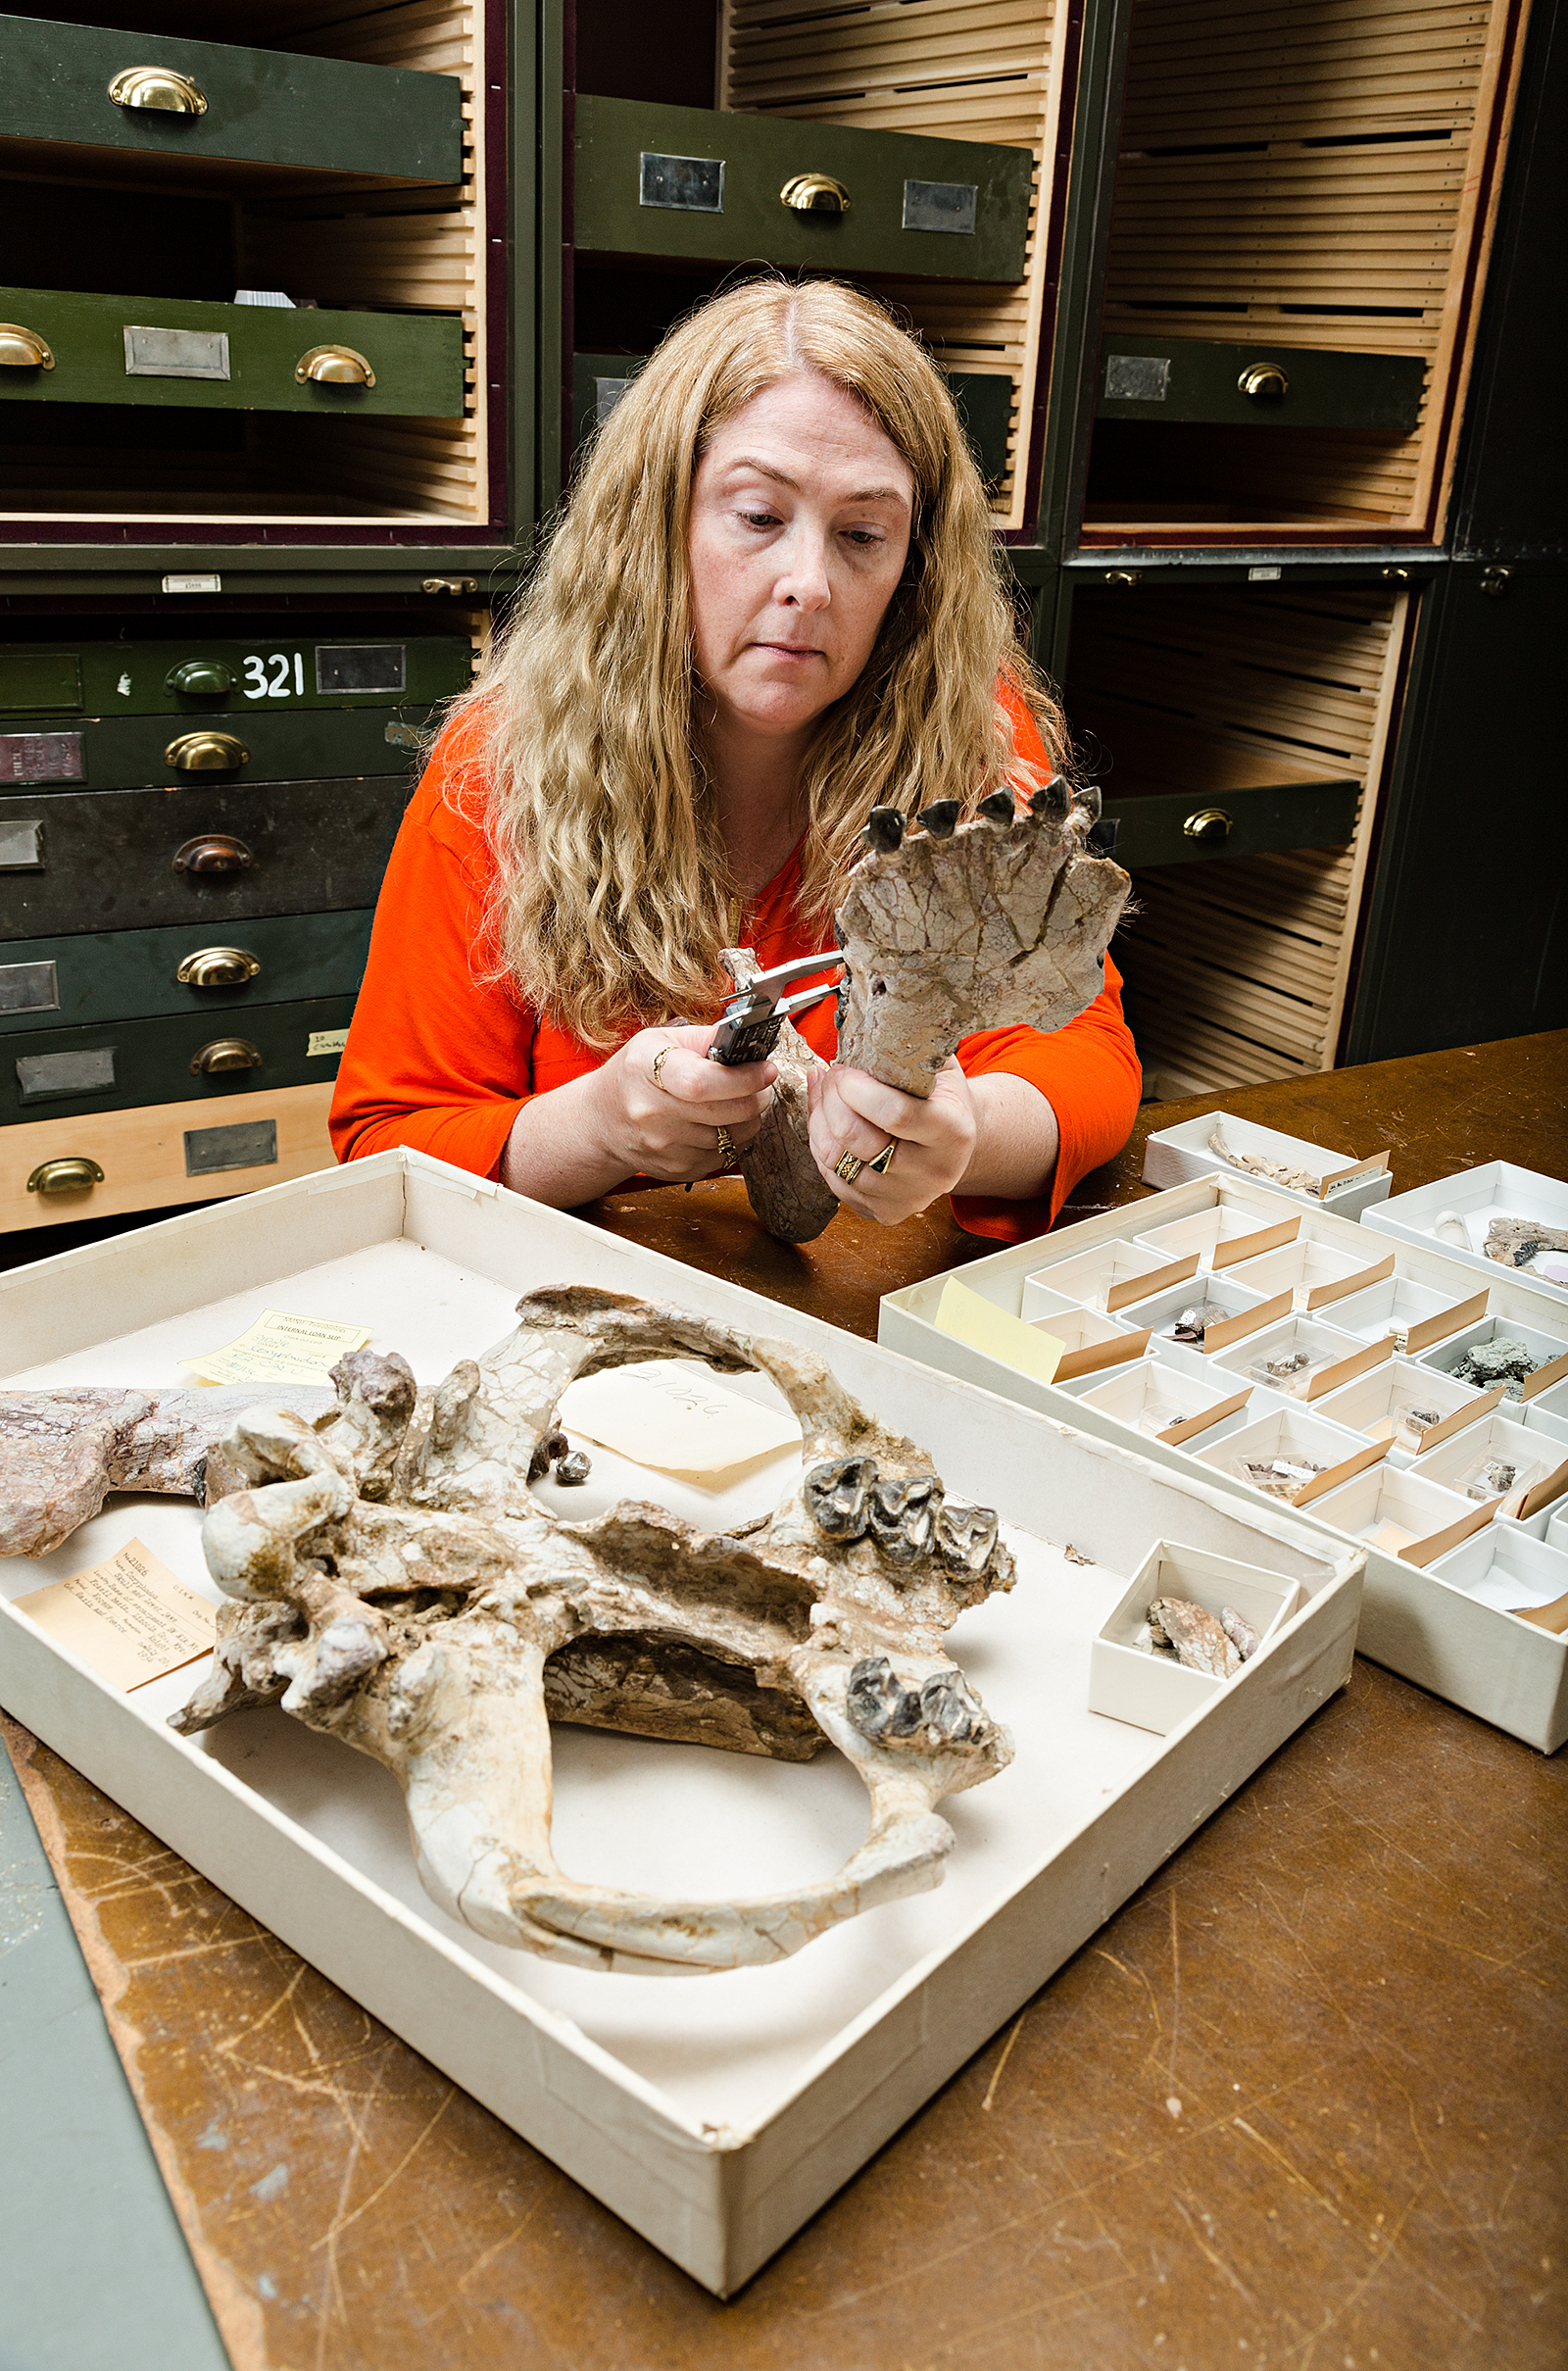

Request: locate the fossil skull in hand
(171, 1288), (1015, 1975)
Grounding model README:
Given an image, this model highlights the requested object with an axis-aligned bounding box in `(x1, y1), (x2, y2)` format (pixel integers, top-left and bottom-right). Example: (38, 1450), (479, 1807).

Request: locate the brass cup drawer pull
(27, 1157), (104, 1195)
(165, 729), (249, 771)
(296, 344), (375, 388)
(176, 946), (262, 989)
(1238, 364), (1289, 401)
(108, 66), (208, 116)
(0, 322), (55, 370)
(173, 834), (254, 875)
(1182, 807), (1234, 842)
(780, 173), (851, 216)
(190, 1036), (263, 1076)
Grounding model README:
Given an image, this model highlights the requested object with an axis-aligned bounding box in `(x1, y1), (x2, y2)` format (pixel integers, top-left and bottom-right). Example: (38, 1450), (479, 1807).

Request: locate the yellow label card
(16, 1537), (217, 1693)
(556, 1360), (801, 1478)
(179, 1306), (372, 1388)
(935, 1277), (1064, 1384)
(307, 1027), (351, 1059)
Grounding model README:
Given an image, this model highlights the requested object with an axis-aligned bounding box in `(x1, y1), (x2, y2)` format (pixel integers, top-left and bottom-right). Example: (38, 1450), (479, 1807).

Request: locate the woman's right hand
(588, 1024), (777, 1183)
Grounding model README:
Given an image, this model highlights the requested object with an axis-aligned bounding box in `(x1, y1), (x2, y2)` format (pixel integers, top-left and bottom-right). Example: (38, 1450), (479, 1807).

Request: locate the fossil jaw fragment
(1484, 1216), (1568, 1270)
(170, 1287), (1016, 1976)
(736, 781), (1130, 1242)
(1207, 1127), (1319, 1196)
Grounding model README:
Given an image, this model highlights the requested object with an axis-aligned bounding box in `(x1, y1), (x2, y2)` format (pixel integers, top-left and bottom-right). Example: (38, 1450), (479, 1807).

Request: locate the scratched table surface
(5, 1030), (1567, 2371)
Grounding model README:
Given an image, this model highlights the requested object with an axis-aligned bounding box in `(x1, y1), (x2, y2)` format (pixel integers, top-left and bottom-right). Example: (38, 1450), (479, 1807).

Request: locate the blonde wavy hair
(457, 277), (1068, 1048)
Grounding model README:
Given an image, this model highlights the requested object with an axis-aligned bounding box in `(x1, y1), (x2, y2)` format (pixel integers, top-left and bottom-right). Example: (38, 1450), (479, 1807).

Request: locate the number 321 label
(242, 652), (306, 699)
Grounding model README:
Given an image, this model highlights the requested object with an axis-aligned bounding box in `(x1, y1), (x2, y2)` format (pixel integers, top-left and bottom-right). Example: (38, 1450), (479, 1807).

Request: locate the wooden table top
(6, 1030), (1567, 2370)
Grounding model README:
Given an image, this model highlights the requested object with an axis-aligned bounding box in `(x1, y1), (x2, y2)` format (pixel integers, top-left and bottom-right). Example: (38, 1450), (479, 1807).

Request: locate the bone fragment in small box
(1303, 1251), (1395, 1311)
(1303, 1335), (1396, 1401)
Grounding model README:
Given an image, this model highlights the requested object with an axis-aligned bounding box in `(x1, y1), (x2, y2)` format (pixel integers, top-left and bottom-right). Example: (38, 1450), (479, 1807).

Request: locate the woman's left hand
(807, 1057), (977, 1226)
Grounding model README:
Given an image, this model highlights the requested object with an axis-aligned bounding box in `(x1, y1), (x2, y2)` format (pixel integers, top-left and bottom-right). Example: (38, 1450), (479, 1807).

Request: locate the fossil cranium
(171, 1287), (1017, 1974)
(738, 778), (1130, 1242)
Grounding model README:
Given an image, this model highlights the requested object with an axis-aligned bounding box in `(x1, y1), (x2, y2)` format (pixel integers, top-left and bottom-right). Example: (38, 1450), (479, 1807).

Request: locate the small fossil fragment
(1062, 1542), (1092, 1566)
(1148, 1596), (1241, 1679)
(554, 1448), (592, 1485)
(1241, 1456), (1325, 1500)
(1465, 1457), (1519, 1503)
(1172, 1299), (1231, 1343)
(1485, 1216), (1568, 1269)
(1393, 1405), (1442, 1452)
(1208, 1126), (1319, 1197)
(1432, 1210), (1472, 1250)
(1264, 1350), (1311, 1381)
(1220, 1605), (1261, 1661)
(1448, 1336), (1546, 1399)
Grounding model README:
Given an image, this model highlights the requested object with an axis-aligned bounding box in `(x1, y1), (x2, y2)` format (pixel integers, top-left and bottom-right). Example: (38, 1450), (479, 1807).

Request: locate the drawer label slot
(1105, 354), (1170, 403)
(316, 645), (407, 695)
(902, 180), (978, 236)
(0, 731), (82, 785)
(0, 960), (59, 1015)
(124, 325), (232, 381)
(0, 818), (44, 869)
(639, 151), (724, 213)
(16, 1047), (117, 1101)
(184, 1117), (278, 1174)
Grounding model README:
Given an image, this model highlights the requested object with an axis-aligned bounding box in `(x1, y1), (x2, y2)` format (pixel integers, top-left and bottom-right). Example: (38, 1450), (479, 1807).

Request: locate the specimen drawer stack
(0, 624), (470, 1226)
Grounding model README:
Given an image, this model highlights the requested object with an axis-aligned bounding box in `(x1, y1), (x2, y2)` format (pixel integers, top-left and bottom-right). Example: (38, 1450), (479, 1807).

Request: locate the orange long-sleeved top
(329, 704), (1141, 1242)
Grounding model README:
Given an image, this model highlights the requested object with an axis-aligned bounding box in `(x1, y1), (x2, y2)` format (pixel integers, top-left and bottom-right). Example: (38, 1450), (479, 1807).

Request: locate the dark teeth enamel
(917, 799), (961, 838)
(846, 1655), (991, 1747)
(935, 1499), (1000, 1577)
(869, 1472), (942, 1563)
(1030, 773), (1072, 822)
(1073, 783), (1102, 823)
(978, 790), (1017, 825)
(804, 1454), (877, 1539)
(865, 807), (905, 853)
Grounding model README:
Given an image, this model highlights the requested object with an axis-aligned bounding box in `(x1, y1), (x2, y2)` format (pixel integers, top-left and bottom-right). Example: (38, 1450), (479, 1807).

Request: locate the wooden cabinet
(5, 1078), (336, 1229)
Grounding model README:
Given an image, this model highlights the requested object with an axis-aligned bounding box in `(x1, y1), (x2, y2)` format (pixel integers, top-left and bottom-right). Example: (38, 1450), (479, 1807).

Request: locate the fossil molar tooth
(1484, 1216), (1568, 1269)
(864, 805), (905, 853)
(977, 789), (1018, 824)
(1148, 1596), (1241, 1679)
(171, 1287), (1017, 1975)
(917, 799), (961, 838)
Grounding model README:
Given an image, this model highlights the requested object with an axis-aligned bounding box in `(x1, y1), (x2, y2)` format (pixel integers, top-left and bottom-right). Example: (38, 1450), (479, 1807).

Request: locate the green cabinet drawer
(1102, 776), (1360, 869)
(0, 15), (463, 184)
(1, 776), (409, 938)
(0, 909), (374, 1034)
(0, 634), (471, 718)
(1, 994), (357, 1125)
(0, 287), (466, 418)
(0, 705), (436, 793)
(1096, 336), (1426, 433)
(574, 96), (1034, 283)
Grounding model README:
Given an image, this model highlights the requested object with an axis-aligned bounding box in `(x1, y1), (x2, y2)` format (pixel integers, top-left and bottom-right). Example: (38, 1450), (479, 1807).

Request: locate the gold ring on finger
(834, 1148), (865, 1184)
(866, 1138), (898, 1175)
(651, 1045), (672, 1091)
(715, 1124), (737, 1167)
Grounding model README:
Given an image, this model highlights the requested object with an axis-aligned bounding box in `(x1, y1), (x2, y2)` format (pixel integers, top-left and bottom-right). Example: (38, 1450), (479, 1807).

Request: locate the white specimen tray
(0, 1150), (1360, 2297)
(1142, 1112), (1393, 1217)
(880, 1173), (1568, 1752)
(1363, 1161), (1568, 1303)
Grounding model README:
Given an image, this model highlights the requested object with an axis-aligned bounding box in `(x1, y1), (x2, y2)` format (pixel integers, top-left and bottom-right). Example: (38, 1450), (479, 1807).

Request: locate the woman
(330, 280), (1139, 1240)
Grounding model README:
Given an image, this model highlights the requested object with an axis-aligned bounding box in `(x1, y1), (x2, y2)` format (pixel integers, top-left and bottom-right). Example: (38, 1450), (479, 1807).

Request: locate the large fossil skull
(738, 779), (1131, 1240)
(172, 1287), (1016, 1974)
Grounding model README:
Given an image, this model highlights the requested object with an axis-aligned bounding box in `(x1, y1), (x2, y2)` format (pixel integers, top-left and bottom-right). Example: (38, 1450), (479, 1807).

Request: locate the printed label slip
(15, 1538), (216, 1692)
(179, 1307), (372, 1387)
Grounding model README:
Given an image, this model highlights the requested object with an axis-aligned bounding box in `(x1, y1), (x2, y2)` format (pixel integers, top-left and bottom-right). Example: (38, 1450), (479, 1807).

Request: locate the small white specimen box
(0, 1148), (1365, 2295)
(1071, 1359), (1253, 1448)
(1305, 1465), (1488, 1565)
(1415, 1313), (1568, 1408)
(1547, 1510), (1568, 1556)
(1408, 1415), (1568, 1520)
(1194, 1406), (1387, 1507)
(1214, 1315), (1388, 1404)
(1131, 1203), (1303, 1274)
(1023, 1302), (1151, 1381)
(1116, 1272), (1283, 1358)
(1526, 1377), (1568, 1447)
(1089, 1542), (1304, 1735)
(1142, 1111), (1393, 1217)
(1363, 1161), (1568, 1303)
(1018, 1236), (1199, 1316)
(1426, 1527), (1568, 1622)
(1322, 1275), (1489, 1357)
(1311, 1358), (1502, 1466)
(1221, 1235), (1394, 1314)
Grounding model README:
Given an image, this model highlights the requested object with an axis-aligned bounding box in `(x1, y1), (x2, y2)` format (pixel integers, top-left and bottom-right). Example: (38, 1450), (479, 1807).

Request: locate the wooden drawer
(0, 705), (435, 794)
(0, 910), (373, 1032)
(0, 13), (463, 185)
(0, 287), (466, 419)
(0, 634), (471, 718)
(1, 992), (355, 1125)
(1096, 336), (1426, 434)
(573, 95), (1034, 283)
(1, 776), (409, 938)
(3, 1077), (335, 1231)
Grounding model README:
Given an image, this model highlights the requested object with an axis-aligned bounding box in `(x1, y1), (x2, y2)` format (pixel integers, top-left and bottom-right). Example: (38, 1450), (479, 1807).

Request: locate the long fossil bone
(171, 1288), (1016, 1974)
(737, 784), (1130, 1241)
